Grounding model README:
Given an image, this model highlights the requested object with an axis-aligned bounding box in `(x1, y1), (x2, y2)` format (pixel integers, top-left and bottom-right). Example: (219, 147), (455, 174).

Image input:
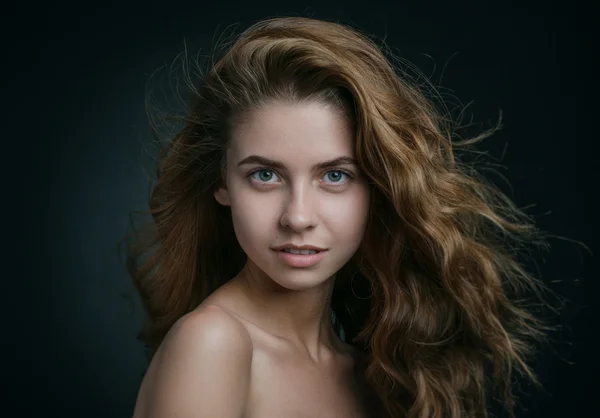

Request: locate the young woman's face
(215, 100), (370, 291)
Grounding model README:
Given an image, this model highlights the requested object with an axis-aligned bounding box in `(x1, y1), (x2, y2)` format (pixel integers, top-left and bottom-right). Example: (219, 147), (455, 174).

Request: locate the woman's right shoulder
(133, 305), (254, 418)
(166, 304), (254, 354)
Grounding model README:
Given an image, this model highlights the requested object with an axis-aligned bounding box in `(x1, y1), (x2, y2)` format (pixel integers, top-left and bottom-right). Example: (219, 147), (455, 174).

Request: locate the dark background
(6, 1), (597, 417)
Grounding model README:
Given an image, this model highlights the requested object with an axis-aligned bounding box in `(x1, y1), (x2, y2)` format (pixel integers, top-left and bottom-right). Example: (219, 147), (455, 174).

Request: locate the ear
(214, 186), (231, 206)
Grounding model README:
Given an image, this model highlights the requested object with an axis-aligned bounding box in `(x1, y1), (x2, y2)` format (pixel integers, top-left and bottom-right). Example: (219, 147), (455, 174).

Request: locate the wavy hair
(122, 16), (557, 418)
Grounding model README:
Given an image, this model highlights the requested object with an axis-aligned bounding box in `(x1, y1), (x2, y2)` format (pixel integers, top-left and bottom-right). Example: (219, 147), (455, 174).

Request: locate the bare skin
(133, 276), (375, 418)
(200, 276), (374, 418)
(132, 101), (377, 417)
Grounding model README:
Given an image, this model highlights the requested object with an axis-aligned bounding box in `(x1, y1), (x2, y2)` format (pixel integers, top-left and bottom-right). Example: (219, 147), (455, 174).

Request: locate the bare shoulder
(168, 305), (254, 352)
(132, 305), (253, 418)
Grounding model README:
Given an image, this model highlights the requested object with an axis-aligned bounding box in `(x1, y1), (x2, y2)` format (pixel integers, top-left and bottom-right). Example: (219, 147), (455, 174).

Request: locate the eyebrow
(237, 155), (358, 171)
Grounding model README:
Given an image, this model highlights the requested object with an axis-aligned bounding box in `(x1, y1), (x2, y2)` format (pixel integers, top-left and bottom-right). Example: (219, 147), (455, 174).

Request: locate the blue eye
(250, 169), (279, 183)
(324, 170), (347, 183)
(247, 168), (352, 186)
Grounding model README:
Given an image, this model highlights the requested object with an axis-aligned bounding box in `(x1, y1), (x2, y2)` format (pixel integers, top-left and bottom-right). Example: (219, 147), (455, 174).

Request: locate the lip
(272, 248), (328, 268)
(271, 244), (328, 251)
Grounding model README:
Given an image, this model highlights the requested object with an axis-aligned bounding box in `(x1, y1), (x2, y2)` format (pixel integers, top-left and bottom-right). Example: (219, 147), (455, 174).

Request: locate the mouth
(279, 248), (322, 255)
(271, 247), (328, 268)
(272, 244), (328, 253)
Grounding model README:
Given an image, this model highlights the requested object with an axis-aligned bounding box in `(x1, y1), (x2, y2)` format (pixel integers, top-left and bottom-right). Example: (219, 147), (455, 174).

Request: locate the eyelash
(246, 168), (354, 187)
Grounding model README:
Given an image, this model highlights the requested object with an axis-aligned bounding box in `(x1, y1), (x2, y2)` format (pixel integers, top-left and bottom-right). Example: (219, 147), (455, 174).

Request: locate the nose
(279, 182), (318, 232)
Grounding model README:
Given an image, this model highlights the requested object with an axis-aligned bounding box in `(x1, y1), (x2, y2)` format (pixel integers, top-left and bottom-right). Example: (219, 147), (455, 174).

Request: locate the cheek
(228, 188), (277, 248)
(324, 189), (370, 240)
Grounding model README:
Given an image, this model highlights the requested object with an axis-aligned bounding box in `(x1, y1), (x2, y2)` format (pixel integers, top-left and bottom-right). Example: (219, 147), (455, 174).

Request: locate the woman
(125, 16), (552, 418)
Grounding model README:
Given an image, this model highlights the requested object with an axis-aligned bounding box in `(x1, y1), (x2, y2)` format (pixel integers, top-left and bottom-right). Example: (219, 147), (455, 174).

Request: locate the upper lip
(272, 244), (328, 251)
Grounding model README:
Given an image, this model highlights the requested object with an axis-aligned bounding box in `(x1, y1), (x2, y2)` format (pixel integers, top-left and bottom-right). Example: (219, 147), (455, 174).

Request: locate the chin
(262, 264), (338, 291)
(242, 247), (348, 291)
(277, 275), (333, 291)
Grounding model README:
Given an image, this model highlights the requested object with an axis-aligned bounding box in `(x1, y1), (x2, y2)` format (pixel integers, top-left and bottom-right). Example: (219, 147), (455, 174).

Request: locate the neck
(233, 262), (340, 361)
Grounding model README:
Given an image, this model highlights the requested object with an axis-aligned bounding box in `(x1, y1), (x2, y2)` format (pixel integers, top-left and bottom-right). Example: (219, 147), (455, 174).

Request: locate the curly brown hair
(122, 16), (558, 418)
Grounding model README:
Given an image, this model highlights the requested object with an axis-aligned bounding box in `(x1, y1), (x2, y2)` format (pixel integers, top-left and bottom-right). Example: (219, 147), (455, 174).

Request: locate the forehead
(229, 101), (355, 163)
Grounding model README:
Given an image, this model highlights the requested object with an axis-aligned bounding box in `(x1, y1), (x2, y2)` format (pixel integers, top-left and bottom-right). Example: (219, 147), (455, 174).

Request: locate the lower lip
(273, 249), (327, 268)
